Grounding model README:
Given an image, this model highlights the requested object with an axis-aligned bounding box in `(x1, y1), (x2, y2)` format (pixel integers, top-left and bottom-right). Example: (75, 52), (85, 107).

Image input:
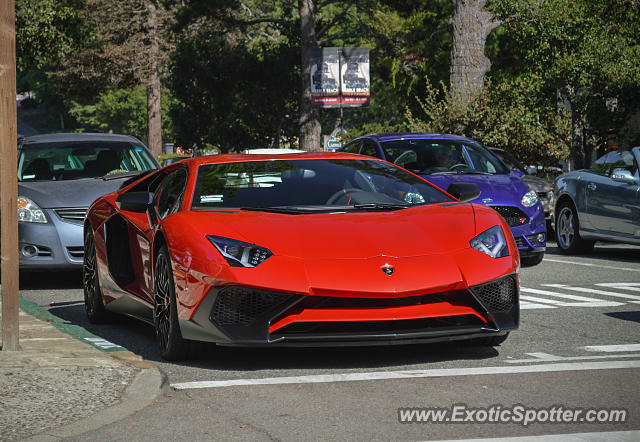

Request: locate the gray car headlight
(207, 235), (272, 268)
(470, 226), (508, 258)
(18, 196), (47, 223)
(521, 189), (539, 208)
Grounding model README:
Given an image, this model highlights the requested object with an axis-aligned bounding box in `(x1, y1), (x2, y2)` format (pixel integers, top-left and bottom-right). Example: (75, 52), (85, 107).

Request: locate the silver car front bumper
(18, 208), (86, 270)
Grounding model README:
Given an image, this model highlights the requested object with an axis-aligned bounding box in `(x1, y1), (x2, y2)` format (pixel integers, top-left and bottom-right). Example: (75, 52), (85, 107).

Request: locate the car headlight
(521, 189), (538, 208)
(206, 235), (273, 268)
(470, 226), (508, 258)
(18, 196), (47, 223)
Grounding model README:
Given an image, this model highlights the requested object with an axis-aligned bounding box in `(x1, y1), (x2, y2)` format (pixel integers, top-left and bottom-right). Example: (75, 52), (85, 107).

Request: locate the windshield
(380, 139), (510, 175)
(191, 158), (454, 211)
(18, 141), (157, 182)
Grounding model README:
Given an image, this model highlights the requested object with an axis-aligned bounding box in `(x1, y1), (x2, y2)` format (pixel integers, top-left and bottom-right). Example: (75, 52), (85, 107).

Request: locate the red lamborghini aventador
(83, 152), (520, 360)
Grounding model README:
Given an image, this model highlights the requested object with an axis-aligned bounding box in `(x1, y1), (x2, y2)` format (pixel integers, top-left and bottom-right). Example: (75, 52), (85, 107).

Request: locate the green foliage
(15, 0), (84, 71)
(407, 77), (570, 166)
(69, 85), (176, 141)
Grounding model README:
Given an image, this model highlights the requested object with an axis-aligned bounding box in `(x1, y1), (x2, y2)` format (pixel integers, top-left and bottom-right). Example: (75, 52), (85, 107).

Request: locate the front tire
(154, 245), (189, 361)
(83, 229), (110, 323)
(555, 201), (595, 254)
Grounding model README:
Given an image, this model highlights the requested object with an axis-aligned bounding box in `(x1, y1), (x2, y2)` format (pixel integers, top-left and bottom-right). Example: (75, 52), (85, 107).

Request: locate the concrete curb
(24, 368), (168, 441)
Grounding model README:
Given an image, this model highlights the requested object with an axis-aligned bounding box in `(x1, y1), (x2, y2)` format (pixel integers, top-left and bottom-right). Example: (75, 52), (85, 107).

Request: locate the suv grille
(490, 206), (529, 226)
(54, 207), (88, 223)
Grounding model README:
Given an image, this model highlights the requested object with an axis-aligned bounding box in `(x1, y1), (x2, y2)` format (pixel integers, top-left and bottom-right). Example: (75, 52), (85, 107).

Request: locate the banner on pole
(310, 47), (369, 108)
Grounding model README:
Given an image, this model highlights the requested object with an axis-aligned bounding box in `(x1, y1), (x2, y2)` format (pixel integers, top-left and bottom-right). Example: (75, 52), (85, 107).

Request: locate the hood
(420, 172), (529, 206)
(188, 203), (477, 260)
(521, 175), (552, 193)
(18, 178), (127, 208)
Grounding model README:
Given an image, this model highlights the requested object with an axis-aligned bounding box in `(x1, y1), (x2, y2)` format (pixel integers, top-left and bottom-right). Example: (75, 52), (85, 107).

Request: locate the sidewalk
(0, 295), (165, 441)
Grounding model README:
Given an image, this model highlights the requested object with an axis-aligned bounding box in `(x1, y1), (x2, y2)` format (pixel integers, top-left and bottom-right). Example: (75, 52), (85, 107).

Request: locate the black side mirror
(447, 183), (481, 202)
(116, 192), (154, 213)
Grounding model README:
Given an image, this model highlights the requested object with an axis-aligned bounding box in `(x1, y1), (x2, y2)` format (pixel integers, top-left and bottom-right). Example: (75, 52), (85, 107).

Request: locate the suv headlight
(18, 196), (47, 223)
(470, 226), (508, 258)
(207, 235), (273, 268)
(521, 189), (538, 208)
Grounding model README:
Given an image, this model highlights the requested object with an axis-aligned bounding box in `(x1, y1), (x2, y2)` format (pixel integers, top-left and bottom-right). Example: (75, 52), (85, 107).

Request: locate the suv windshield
(381, 139), (509, 175)
(192, 158), (454, 211)
(18, 141), (157, 182)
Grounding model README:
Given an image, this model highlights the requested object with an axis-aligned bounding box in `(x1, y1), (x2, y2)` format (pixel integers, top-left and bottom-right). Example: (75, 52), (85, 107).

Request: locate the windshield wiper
(240, 206), (310, 214)
(102, 170), (146, 181)
(351, 203), (410, 211)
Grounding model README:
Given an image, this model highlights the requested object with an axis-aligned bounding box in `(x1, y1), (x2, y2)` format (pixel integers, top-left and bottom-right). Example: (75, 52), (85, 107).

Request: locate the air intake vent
(210, 287), (296, 326)
(490, 206), (529, 226)
(470, 276), (517, 312)
(54, 207), (88, 223)
(67, 246), (84, 258)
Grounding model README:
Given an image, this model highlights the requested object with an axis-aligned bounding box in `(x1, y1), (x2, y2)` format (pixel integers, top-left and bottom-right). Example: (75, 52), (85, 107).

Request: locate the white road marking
(584, 344), (640, 352)
(170, 360), (640, 390)
(520, 302), (556, 309)
(543, 258), (640, 272)
(544, 284), (640, 303)
(506, 352), (640, 363)
(520, 287), (623, 307)
(427, 430), (640, 442)
(597, 282), (640, 292)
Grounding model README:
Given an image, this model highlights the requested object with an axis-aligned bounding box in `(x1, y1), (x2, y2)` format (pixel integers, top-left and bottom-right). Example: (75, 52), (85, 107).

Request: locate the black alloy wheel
(83, 229), (109, 323)
(154, 245), (189, 360)
(555, 201), (595, 254)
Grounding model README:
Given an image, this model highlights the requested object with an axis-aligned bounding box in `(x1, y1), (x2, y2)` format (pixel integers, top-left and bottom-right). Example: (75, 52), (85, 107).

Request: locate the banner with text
(310, 47), (369, 108)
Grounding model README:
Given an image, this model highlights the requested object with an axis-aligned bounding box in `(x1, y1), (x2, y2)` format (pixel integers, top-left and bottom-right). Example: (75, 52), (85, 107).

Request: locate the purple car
(341, 133), (546, 266)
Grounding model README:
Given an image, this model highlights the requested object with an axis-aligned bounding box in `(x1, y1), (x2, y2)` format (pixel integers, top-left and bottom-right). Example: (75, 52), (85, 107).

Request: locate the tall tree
(174, 0), (378, 151)
(491, 0), (640, 169)
(51, 0), (175, 157)
(449, 0), (501, 106)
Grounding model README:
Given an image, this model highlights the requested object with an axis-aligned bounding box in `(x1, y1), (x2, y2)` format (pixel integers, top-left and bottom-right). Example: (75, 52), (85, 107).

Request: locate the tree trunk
(298, 0), (322, 151)
(450, 0), (500, 106)
(146, 1), (162, 158)
(570, 109), (585, 170)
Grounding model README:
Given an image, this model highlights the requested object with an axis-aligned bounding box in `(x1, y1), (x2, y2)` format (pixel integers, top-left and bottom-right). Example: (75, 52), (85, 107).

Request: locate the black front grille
(210, 287), (296, 326)
(490, 206), (529, 226)
(272, 315), (485, 337)
(54, 207), (88, 223)
(469, 276), (517, 312)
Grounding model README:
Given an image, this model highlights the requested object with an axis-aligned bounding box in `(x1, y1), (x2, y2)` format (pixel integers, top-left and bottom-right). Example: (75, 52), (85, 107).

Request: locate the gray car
(17, 133), (159, 269)
(552, 147), (640, 253)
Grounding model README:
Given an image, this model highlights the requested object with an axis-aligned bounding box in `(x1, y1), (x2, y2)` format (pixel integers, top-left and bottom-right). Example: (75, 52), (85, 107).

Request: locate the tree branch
(317, 0), (355, 39)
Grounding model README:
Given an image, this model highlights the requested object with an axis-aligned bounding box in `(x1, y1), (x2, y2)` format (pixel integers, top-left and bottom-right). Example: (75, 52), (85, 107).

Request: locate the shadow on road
(545, 240), (640, 264)
(19, 269), (83, 290)
(47, 303), (501, 372)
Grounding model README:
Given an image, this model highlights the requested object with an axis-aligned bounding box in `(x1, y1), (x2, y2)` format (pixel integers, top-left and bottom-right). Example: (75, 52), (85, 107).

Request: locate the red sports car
(83, 152), (519, 360)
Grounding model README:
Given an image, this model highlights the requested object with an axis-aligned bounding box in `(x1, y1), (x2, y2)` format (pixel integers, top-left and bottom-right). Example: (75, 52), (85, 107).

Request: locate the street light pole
(0, 0), (20, 351)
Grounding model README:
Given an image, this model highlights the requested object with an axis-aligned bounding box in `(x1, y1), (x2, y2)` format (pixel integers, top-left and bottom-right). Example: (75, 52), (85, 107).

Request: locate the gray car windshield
(381, 139), (510, 175)
(192, 158), (454, 211)
(18, 141), (157, 182)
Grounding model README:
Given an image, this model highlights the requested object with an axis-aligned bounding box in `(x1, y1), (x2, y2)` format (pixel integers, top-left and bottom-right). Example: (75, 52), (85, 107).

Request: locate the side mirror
(447, 183), (481, 202)
(116, 192), (154, 213)
(611, 168), (637, 184)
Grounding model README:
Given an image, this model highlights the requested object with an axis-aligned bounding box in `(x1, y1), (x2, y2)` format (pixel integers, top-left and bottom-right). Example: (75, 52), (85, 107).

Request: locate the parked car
(84, 152), (519, 360)
(489, 147), (554, 225)
(340, 134), (547, 266)
(552, 147), (640, 253)
(17, 133), (159, 270)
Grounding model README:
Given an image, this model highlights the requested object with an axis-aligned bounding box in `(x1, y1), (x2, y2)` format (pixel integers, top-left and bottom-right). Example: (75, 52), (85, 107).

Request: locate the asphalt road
(19, 241), (640, 440)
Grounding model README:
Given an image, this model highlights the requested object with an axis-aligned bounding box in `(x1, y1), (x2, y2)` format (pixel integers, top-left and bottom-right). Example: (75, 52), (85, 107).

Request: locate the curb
(24, 368), (168, 441)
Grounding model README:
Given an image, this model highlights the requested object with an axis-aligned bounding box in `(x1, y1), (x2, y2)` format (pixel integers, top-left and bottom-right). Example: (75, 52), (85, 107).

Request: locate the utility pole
(1, 0), (20, 351)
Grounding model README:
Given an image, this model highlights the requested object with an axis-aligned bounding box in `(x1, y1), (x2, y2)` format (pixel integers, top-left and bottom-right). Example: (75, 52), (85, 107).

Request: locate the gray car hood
(18, 178), (125, 208)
